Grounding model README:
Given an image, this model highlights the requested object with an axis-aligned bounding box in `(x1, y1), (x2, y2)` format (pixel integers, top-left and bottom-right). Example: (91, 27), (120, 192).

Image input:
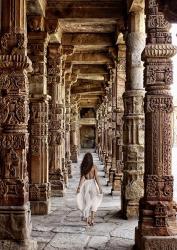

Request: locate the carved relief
(0, 33), (25, 54)
(29, 183), (51, 201)
(136, 0), (177, 245)
(145, 175), (173, 201)
(27, 15), (44, 32)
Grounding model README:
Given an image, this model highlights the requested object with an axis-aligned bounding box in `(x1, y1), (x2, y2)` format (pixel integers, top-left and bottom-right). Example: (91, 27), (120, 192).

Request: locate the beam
(47, 1), (125, 19)
(62, 33), (115, 46)
(67, 52), (113, 64)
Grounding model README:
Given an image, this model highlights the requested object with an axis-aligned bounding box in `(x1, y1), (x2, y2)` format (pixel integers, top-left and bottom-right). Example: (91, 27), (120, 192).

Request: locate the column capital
(27, 15), (45, 32)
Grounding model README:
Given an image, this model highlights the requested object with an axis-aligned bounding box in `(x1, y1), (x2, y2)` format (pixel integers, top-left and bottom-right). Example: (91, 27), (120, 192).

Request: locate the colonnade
(0, 0), (177, 249)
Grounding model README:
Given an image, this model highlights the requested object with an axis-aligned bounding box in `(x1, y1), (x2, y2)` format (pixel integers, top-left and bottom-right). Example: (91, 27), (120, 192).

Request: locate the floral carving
(145, 175), (173, 201)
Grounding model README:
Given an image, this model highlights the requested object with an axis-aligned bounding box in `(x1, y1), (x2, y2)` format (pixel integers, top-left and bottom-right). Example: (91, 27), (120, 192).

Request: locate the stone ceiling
(27, 0), (126, 109)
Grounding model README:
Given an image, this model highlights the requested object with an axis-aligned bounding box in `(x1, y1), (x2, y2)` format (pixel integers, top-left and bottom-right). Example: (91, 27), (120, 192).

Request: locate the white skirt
(76, 179), (103, 218)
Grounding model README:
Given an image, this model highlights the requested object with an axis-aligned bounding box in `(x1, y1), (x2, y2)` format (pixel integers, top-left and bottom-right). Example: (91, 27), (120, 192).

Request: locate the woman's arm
(94, 166), (102, 194)
(77, 175), (85, 193)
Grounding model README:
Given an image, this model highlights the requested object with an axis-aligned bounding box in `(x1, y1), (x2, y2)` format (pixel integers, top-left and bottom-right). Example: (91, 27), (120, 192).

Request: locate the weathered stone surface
(88, 235), (110, 249)
(136, 235), (177, 250)
(47, 233), (89, 249)
(105, 238), (134, 250)
(0, 240), (37, 250)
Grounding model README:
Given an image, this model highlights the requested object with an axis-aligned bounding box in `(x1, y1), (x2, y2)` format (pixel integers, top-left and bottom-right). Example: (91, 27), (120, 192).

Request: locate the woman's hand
(76, 187), (80, 193)
(99, 187), (103, 194)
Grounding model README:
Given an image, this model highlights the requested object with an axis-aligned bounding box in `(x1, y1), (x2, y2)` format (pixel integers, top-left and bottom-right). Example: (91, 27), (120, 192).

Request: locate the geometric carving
(154, 202), (168, 227)
(29, 183), (51, 201)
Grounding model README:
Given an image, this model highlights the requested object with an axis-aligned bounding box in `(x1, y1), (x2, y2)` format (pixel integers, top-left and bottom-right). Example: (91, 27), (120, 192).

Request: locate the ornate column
(135, 1), (177, 249)
(108, 66), (117, 186)
(112, 43), (126, 195)
(0, 0), (37, 248)
(47, 43), (65, 197)
(70, 96), (79, 163)
(99, 104), (105, 162)
(96, 107), (102, 160)
(105, 84), (113, 178)
(121, 10), (146, 218)
(27, 20), (51, 214)
(65, 81), (72, 178)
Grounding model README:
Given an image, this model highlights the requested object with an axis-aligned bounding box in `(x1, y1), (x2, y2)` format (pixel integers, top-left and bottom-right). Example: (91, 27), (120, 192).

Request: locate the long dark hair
(80, 152), (93, 176)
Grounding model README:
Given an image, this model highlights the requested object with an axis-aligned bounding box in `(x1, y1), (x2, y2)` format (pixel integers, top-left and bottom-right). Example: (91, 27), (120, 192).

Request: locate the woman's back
(84, 166), (95, 180)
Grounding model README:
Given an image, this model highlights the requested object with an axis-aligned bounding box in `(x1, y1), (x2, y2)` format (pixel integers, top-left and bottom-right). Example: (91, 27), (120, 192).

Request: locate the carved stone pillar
(122, 11), (146, 218)
(47, 43), (65, 197)
(112, 44), (126, 195)
(70, 96), (79, 163)
(105, 84), (113, 178)
(108, 68), (117, 186)
(65, 83), (72, 177)
(135, 1), (177, 249)
(28, 28), (51, 214)
(0, 0), (37, 248)
(96, 108), (102, 160)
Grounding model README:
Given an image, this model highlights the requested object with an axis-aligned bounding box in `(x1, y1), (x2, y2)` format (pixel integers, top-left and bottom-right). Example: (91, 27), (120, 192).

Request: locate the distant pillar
(112, 43), (126, 195)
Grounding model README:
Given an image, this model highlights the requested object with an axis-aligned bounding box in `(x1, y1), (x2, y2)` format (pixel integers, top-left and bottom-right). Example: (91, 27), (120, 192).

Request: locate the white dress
(76, 178), (103, 218)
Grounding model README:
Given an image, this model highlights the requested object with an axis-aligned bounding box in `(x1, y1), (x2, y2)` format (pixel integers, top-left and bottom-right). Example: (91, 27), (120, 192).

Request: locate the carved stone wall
(135, 0), (177, 249)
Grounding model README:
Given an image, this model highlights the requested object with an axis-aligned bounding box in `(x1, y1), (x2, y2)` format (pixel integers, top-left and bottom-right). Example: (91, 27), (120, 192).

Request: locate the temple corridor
(31, 152), (137, 250)
(1, 0), (177, 249)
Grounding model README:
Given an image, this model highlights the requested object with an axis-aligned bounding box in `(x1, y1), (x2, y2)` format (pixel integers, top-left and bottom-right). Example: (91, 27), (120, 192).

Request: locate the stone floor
(32, 152), (137, 250)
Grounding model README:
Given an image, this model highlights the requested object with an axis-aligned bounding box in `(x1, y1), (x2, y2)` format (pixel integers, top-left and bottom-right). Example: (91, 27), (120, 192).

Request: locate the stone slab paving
(32, 152), (138, 250)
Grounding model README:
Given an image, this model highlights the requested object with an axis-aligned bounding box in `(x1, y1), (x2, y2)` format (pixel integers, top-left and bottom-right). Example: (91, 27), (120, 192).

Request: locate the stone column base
(135, 228), (177, 250)
(104, 157), (112, 178)
(111, 173), (122, 195)
(51, 180), (65, 197)
(29, 183), (51, 215)
(0, 203), (32, 241)
(107, 169), (115, 186)
(50, 170), (65, 197)
(122, 201), (139, 219)
(0, 240), (37, 250)
(30, 199), (51, 215)
(67, 160), (72, 178)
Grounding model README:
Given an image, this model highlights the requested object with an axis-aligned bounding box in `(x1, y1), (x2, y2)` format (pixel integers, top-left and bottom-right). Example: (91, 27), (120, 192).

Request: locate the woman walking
(76, 152), (103, 226)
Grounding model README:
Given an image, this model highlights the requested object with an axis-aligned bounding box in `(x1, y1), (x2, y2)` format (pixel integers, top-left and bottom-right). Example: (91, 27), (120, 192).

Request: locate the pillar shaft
(122, 11), (145, 218)
(70, 96), (79, 163)
(28, 30), (51, 214)
(135, 0), (177, 249)
(47, 43), (65, 197)
(0, 0), (36, 248)
(65, 83), (72, 178)
(108, 69), (117, 185)
(112, 44), (126, 195)
(105, 84), (113, 178)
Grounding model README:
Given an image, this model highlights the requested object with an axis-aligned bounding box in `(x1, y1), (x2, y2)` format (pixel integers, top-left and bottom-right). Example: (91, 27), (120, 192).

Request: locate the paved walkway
(32, 152), (137, 250)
